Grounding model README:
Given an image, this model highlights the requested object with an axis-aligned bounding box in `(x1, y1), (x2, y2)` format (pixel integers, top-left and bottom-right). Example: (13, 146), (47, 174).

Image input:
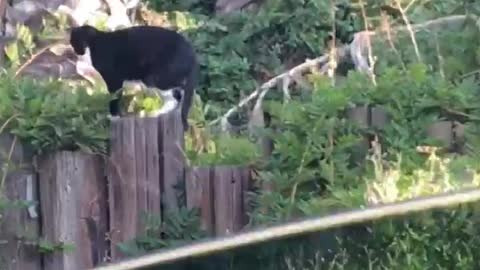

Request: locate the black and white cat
(70, 25), (199, 131)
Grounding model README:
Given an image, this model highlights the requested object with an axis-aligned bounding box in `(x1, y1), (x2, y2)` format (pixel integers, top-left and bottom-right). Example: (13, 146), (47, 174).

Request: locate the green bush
(241, 64), (480, 268)
(146, 0), (361, 121)
(186, 134), (261, 166)
(128, 2), (480, 268)
(0, 72), (110, 154)
(118, 207), (207, 257)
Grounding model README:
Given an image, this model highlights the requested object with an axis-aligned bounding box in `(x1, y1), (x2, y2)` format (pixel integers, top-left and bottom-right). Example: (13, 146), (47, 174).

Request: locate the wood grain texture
(213, 166), (250, 236)
(159, 111), (185, 213)
(426, 121), (453, 147)
(0, 134), (41, 270)
(108, 116), (163, 259)
(185, 167), (214, 235)
(134, 117), (162, 231)
(370, 106), (389, 129)
(38, 151), (107, 270)
(108, 117), (138, 259)
(346, 105), (369, 128)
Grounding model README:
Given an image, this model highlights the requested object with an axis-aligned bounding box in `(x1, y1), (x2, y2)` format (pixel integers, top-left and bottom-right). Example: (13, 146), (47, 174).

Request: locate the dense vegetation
(1, 0), (480, 269)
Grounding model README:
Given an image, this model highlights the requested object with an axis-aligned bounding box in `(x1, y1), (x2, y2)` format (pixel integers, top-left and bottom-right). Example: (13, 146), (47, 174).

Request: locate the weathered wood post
(186, 166), (252, 237)
(107, 110), (184, 259)
(185, 167), (214, 235)
(426, 121), (454, 148)
(370, 106), (389, 129)
(212, 166), (251, 236)
(346, 105), (371, 164)
(345, 104), (391, 164)
(37, 151), (108, 270)
(0, 134), (42, 270)
(159, 111), (186, 213)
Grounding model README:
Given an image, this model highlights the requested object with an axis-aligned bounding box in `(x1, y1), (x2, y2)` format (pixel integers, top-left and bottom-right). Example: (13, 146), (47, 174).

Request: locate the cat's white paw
(150, 109), (166, 117)
(108, 115), (121, 121)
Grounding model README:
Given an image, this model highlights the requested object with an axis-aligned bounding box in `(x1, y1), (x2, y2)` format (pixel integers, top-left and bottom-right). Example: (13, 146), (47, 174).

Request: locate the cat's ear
(70, 30), (87, 55)
(70, 26), (98, 55)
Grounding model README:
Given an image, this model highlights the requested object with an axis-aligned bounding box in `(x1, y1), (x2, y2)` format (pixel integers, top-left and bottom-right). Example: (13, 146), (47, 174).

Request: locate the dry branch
(209, 50), (346, 128)
(210, 14), (476, 130)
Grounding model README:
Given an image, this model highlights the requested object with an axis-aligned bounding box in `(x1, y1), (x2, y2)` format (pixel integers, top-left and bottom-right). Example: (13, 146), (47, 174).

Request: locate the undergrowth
(0, 72), (111, 155)
(2, 0), (480, 269)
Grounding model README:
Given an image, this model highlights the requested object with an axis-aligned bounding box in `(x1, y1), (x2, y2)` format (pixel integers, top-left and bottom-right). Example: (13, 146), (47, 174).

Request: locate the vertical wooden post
(370, 106), (389, 129)
(108, 117), (137, 259)
(108, 116), (163, 259)
(426, 121), (454, 147)
(453, 121), (466, 154)
(37, 151), (108, 270)
(213, 166), (250, 236)
(0, 134), (42, 270)
(346, 105), (369, 128)
(159, 111), (185, 213)
(185, 167), (214, 235)
(134, 118), (161, 232)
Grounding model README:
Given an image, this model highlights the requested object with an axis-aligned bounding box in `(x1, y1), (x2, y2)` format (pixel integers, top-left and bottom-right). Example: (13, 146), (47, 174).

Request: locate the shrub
(0, 72), (111, 154)
(245, 64), (480, 268)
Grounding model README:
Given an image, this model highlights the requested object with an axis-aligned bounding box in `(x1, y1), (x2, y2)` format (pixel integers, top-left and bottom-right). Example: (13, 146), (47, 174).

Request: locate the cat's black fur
(69, 25), (199, 131)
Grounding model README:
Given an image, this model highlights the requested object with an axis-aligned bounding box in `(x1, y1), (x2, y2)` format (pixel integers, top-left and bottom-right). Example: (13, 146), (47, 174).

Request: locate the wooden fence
(0, 106), (467, 270)
(0, 111), (252, 270)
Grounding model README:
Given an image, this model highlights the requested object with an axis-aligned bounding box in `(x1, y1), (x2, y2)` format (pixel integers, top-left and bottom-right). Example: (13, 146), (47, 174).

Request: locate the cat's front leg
(150, 88), (182, 117)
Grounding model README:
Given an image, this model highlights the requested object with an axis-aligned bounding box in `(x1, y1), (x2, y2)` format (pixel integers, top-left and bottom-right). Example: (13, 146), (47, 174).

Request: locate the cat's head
(69, 25), (99, 55)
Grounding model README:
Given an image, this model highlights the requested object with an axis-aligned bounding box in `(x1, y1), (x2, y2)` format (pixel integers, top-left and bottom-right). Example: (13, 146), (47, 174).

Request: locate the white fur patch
(75, 48), (180, 117)
(81, 47), (93, 66)
(75, 47), (101, 84)
(150, 89), (180, 116)
(107, 115), (121, 121)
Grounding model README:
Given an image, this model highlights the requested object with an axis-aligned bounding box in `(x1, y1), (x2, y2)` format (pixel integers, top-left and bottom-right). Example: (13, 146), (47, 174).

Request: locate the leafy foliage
(0, 72), (110, 154)
(253, 62), (480, 217)
(37, 239), (75, 254)
(244, 64), (480, 268)
(1, 0), (480, 268)
(118, 207), (207, 256)
(146, 0), (360, 121)
(186, 134), (260, 166)
(145, 0), (216, 15)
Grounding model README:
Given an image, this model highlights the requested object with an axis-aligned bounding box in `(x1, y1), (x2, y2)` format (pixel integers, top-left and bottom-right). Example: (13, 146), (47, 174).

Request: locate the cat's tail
(181, 57), (199, 132)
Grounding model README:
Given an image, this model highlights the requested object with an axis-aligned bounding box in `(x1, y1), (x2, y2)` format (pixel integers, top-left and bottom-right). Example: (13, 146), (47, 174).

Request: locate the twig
(394, 0), (422, 62)
(209, 53), (335, 126)
(443, 108), (480, 122)
(380, 11), (406, 70)
(281, 76), (291, 102)
(0, 135), (16, 190)
(358, 0), (376, 85)
(288, 129), (315, 215)
(14, 43), (60, 78)
(459, 69), (480, 79)
(328, 0), (337, 86)
(404, 0), (419, 12)
(434, 32), (445, 79)
(0, 114), (18, 135)
(210, 15), (472, 128)
(408, 15), (471, 33)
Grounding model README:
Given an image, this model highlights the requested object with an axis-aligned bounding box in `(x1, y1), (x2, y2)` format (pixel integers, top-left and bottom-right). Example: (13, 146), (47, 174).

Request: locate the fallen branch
(14, 43), (59, 78)
(209, 14), (476, 129)
(209, 50), (345, 127)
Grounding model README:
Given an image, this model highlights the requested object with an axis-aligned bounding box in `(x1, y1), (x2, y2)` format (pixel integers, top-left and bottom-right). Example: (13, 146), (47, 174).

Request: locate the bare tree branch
(209, 52), (341, 127)
(209, 14), (475, 129)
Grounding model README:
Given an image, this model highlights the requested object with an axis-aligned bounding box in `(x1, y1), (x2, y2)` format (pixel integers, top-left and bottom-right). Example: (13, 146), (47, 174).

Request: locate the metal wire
(92, 188), (480, 270)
